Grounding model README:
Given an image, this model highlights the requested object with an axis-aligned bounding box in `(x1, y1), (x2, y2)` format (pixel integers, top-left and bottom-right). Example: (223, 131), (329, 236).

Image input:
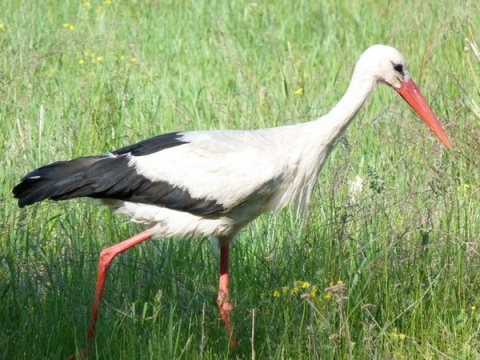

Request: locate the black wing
(13, 132), (225, 216)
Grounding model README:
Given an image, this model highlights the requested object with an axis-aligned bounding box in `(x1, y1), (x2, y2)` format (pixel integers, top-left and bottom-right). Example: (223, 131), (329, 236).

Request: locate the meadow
(1, 0), (479, 358)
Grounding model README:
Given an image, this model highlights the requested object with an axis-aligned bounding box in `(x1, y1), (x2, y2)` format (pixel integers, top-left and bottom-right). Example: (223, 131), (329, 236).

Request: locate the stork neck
(325, 71), (376, 130)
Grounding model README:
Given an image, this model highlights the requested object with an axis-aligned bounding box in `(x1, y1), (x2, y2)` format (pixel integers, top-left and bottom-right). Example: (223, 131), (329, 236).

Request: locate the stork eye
(393, 63), (403, 73)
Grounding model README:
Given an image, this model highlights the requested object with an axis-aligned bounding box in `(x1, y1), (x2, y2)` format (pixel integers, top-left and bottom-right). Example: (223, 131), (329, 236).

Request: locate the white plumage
(13, 45), (452, 356)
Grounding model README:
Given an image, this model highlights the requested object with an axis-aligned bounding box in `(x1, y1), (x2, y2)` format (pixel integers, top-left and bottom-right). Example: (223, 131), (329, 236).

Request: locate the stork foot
(218, 291), (237, 348)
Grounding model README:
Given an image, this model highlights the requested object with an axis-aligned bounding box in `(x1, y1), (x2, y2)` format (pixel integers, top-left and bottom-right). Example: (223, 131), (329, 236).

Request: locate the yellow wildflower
(290, 287), (299, 295)
(282, 286), (289, 293)
(391, 330), (406, 340)
(457, 184), (472, 198)
(82, 1), (91, 9)
(96, 56), (104, 62)
(273, 290), (281, 298)
(79, 59), (85, 65)
(302, 281), (310, 289)
(295, 280), (310, 288)
(294, 87), (303, 95)
(130, 57), (137, 63)
(63, 23), (75, 31)
(0, 23), (4, 31)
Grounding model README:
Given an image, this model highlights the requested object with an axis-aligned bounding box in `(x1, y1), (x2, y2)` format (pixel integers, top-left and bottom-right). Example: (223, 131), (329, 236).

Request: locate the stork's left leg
(218, 243), (237, 347)
(68, 230), (153, 359)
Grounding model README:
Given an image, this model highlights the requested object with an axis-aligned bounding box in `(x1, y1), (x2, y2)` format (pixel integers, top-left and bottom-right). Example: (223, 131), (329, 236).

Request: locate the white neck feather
(283, 67), (378, 215)
(321, 68), (377, 141)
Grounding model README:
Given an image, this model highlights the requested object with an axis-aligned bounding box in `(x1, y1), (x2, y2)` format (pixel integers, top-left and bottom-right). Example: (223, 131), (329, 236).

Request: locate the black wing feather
(13, 133), (225, 216)
(113, 132), (187, 156)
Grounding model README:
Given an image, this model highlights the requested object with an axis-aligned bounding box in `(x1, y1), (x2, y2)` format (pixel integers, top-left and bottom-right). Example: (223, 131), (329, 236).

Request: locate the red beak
(395, 79), (452, 149)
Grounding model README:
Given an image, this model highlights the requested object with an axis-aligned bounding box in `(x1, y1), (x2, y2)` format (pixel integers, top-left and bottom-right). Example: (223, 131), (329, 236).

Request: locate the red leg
(69, 230), (153, 359)
(217, 243), (237, 347)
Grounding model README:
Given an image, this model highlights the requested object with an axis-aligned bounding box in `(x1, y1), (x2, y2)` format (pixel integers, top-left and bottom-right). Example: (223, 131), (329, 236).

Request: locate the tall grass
(1, 0), (479, 359)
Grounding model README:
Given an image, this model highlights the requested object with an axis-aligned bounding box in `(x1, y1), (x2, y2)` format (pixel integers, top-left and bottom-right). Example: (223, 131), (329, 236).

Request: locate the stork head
(355, 45), (452, 149)
(355, 45), (411, 88)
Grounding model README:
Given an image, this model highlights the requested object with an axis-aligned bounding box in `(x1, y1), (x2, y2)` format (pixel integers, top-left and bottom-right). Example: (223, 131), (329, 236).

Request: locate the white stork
(13, 45), (452, 357)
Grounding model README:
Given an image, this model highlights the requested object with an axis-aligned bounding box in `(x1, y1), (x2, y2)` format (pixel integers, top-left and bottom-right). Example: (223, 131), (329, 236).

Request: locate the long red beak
(395, 79), (452, 149)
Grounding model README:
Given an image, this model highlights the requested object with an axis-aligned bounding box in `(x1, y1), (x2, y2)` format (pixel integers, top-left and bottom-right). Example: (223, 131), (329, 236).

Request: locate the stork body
(13, 45), (451, 357)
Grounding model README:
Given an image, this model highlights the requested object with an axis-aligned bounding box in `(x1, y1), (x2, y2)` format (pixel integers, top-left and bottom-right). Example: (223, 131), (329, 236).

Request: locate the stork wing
(126, 130), (284, 215)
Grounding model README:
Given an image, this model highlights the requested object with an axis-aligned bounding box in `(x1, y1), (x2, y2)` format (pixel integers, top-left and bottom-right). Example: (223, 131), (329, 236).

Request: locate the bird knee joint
(99, 248), (116, 269)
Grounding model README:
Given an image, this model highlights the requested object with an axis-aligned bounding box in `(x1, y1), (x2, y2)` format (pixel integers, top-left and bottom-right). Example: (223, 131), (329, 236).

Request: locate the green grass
(1, 0), (479, 359)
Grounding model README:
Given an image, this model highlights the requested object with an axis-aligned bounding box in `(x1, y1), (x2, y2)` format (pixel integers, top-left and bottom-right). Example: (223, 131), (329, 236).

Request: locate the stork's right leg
(68, 230), (153, 359)
(217, 243), (237, 348)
